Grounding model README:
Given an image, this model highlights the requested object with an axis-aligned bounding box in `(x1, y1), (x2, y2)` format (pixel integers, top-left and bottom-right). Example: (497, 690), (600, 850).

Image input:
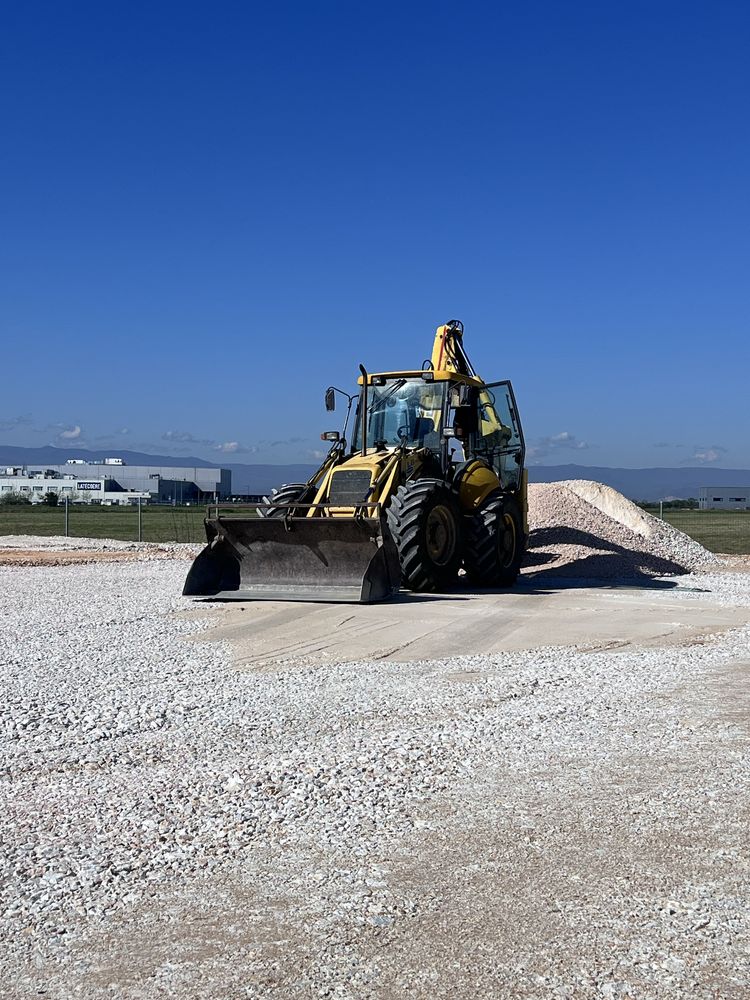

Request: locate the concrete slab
(189, 580), (750, 669)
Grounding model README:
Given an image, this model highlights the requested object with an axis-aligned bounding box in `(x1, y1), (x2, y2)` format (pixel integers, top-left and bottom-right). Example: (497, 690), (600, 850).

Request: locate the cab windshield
(352, 377), (446, 451)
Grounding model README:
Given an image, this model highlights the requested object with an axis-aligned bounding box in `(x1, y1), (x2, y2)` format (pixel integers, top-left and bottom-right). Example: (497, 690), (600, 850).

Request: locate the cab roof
(357, 369), (484, 387)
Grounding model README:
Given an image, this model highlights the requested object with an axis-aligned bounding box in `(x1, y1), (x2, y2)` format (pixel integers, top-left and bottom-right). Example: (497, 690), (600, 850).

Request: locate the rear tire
(386, 479), (462, 592)
(464, 492), (524, 587)
(263, 483), (306, 518)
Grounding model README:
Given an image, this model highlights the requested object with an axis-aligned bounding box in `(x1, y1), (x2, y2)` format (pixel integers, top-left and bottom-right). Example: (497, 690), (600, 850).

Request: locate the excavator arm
(430, 320), (478, 378)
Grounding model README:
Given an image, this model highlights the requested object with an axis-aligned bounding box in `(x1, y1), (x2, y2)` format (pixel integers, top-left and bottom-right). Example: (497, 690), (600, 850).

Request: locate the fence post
(659, 500), (663, 520)
(64, 497), (69, 536)
(137, 496), (142, 542)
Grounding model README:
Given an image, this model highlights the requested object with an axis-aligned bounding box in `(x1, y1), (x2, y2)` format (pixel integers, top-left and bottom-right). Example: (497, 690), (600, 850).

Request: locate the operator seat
(412, 416), (439, 450)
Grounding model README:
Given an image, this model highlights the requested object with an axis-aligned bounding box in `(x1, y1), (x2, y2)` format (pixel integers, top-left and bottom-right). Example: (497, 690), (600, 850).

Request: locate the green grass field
(0, 504), (212, 544)
(2, 503), (749, 554)
(641, 508), (750, 555)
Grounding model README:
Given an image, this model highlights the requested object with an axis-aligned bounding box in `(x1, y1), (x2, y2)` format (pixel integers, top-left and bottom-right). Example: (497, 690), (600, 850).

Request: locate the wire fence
(0, 502), (231, 544)
(642, 507), (750, 555)
(2, 501), (749, 554)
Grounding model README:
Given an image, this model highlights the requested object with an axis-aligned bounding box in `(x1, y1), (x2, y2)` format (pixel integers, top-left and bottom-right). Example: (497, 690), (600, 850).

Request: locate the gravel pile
(1, 561), (749, 996)
(526, 480), (718, 578)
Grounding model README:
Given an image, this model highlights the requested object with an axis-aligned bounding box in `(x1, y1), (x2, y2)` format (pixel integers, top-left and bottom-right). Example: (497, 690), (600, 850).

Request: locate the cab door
(473, 380), (525, 491)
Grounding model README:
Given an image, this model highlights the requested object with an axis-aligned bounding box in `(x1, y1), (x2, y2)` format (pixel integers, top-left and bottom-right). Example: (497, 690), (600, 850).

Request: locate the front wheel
(464, 493), (524, 587)
(262, 483), (307, 518)
(386, 479), (463, 592)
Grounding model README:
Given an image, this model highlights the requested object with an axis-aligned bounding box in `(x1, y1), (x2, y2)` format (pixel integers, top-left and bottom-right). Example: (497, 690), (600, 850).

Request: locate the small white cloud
(307, 449), (325, 460)
(58, 425), (81, 440)
(691, 448), (722, 463)
(164, 430), (198, 443)
(528, 430), (590, 460)
(214, 441), (254, 455)
(163, 430), (217, 447)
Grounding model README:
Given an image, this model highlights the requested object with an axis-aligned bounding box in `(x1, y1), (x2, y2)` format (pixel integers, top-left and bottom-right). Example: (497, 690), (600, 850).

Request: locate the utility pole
(137, 496), (142, 542)
(64, 497), (69, 536)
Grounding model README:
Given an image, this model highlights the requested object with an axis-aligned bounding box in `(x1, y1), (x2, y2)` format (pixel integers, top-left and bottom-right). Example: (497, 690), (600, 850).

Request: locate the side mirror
(325, 388), (335, 411)
(321, 431), (341, 442)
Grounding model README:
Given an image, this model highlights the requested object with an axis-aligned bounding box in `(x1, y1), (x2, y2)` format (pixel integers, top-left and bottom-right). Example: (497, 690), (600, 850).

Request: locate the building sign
(76, 481), (102, 491)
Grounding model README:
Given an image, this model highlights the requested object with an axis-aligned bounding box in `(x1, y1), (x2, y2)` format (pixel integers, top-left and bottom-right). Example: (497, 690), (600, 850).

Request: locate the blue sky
(1, 1), (748, 468)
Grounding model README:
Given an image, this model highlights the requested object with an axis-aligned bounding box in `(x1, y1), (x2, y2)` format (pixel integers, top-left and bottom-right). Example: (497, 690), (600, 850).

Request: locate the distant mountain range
(0, 444), (222, 469)
(1, 445), (748, 500)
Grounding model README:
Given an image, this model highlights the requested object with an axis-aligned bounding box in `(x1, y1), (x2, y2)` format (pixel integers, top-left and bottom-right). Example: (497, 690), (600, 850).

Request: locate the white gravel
(1, 558), (749, 997)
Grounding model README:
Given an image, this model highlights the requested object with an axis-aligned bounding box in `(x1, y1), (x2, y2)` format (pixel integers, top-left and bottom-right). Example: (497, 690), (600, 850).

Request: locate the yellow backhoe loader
(184, 321), (527, 602)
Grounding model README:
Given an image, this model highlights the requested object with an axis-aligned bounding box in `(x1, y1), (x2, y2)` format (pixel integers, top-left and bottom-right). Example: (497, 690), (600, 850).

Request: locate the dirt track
(0, 547), (194, 567)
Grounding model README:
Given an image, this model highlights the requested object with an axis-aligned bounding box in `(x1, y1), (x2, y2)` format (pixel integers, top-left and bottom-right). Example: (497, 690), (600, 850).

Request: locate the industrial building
(0, 458), (231, 504)
(699, 486), (750, 510)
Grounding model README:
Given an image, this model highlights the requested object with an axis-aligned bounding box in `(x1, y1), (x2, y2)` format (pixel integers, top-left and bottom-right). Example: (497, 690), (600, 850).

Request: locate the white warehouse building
(0, 458), (231, 505)
(0, 472), (150, 505)
(699, 486), (750, 510)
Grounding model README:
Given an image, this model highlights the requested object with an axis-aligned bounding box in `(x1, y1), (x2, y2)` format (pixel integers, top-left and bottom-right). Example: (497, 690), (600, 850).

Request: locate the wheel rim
(426, 505), (457, 566)
(498, 512), (517, 569)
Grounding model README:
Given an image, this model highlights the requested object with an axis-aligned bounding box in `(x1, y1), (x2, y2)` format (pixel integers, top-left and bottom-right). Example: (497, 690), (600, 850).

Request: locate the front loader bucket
(183, 511), (400, 603)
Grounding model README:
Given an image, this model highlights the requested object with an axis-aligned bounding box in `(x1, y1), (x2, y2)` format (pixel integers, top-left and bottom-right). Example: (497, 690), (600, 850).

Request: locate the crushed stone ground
(1, 562), (749, 996)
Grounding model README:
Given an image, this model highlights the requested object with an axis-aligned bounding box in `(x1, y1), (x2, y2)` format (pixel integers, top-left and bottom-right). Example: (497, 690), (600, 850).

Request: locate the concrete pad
(190, 580), (750, 669)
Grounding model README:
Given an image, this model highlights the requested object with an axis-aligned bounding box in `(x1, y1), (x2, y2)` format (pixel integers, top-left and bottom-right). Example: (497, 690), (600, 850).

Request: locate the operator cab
(351, 376), (445, 453)
(348, 372), (524, 492)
